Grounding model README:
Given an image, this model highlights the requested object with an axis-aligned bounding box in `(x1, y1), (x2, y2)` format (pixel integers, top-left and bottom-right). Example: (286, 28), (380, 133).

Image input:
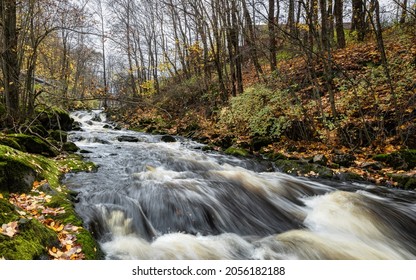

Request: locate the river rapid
(63, 110), (416, 260)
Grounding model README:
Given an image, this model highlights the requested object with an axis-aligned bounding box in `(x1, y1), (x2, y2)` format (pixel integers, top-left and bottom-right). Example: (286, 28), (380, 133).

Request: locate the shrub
(220, 85), (299, 138)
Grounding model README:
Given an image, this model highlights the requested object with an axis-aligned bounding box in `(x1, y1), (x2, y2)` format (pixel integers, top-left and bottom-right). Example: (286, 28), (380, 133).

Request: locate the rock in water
(117, 136), (139, 142)
(161, 135), (176, 142)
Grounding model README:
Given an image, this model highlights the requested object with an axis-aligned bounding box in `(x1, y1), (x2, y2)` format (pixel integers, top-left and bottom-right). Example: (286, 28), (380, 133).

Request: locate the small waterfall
(64, 110), (416, 260)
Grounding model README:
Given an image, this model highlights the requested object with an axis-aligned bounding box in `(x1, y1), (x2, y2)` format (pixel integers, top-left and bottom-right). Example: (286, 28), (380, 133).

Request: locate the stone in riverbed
(117, 135), (139, 142)
(161, 135), (176, 142)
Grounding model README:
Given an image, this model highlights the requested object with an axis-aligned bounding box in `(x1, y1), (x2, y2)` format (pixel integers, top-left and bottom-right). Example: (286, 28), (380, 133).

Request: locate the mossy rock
(0, 160), (36, 193)
(57, 154), (97, 173)
(373, 149), (416, 170)
(335, 172), (366, 182)
(8, 134), (58, 157)
(49, 130), (68, 143)
(0, 199), (57, 260)
(0, 145), (60, 188)
(397, 149), (416, 169)
(36, 106), (74, 131)
(388, 174), (416, 190)
(275, 159), (334, 179)
(0, 134), (22, 150)
(62, 142), (79, 153)
(0, 146), (102, 259)
(225, 146), (249, 157)
(261, 150), (288, 161)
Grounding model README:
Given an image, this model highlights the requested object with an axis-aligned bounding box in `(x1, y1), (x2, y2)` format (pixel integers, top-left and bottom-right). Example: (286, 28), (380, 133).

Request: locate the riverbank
(108, 108), (416, 191)
(0, 107), (102, 260)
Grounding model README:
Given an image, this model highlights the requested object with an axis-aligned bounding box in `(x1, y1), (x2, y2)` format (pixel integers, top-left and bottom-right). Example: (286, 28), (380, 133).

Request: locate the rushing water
(64, 110), (416, 260)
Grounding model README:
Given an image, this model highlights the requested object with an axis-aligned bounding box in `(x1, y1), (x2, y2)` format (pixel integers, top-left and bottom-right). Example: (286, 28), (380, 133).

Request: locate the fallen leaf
(0, 221), (19, 237)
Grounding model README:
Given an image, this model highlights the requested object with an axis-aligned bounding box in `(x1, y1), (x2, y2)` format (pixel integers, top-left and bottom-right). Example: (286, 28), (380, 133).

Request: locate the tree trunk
(334, 0), (346, 48)
(242, 0), (263, 78)
(0, 0), (20, 124)
(320, 0), (338, 119)
(268, 0), (277, 71)
(351, 0), (366, 41)
(288, 0), (295, 34)
(400, 0), (408, 24)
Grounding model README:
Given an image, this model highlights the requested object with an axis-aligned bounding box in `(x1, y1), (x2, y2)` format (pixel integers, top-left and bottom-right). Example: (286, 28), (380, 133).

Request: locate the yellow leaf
(0, 194), (3, 199)
(65, 244), (72, 251)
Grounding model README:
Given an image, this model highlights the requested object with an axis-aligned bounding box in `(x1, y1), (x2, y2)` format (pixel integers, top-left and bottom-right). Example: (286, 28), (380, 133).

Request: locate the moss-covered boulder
(225, 146), (249, 157)
(62, 142), (79, 153)
(0, 146), (102, 259)
(275, 159), (334, 179)
(373, 149), (416, 170)
(0, 134), (22, 150)
(49, 130), (68, 143)
(0, 199), (58, 259)
(36, 107), (74, 131)
(388, 174), (416, 190)
(0, 144), (59, 192)
(0, 160), (36, 193)
(8, 134), (59, 157)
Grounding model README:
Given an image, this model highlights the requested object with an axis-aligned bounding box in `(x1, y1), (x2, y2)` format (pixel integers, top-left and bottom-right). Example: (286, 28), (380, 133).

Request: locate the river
(63, 110), (416, 260)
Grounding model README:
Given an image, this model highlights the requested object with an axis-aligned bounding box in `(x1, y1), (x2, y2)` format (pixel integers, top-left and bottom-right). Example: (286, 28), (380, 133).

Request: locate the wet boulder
(161, 135), (176, 143)
(62, 142), (80, 153)
(72, 121), (82, 131)
(117, 136), (139, 142)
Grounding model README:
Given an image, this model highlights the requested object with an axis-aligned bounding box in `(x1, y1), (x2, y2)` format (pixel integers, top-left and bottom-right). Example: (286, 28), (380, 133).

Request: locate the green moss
(397, 149), (416, 169)
(0, 199), (18, 224)
(373, 154), (390, 161)
(36, 106), (74, 131)
(76, 229), (104, 260)
(57, 154), (97, 173)
(0, 159), (36, 193)
(0, 145), (102, 259)
(388, 174), (416, 190)
(225, 146), (249, 157)
(373, 150), (416, 170)
(7, 134), (59, 157)
(62, 142), (79, 153)
(275, 159), (334, 179)
(49, 130), (68, 143)
(0, 215), (57, 260)
(0, 134), (22, 150)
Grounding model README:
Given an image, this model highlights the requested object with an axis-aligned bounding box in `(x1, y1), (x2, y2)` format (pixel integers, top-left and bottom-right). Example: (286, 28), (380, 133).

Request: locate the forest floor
(110, 26), (416, 190)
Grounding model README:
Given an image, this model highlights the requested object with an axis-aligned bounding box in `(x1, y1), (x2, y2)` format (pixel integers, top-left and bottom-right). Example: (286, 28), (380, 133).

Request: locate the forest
(0, 0), (416, 260)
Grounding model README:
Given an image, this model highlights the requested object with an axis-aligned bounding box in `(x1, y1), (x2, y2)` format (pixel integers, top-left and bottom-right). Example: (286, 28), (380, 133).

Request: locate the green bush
(220, 85), (296, 138)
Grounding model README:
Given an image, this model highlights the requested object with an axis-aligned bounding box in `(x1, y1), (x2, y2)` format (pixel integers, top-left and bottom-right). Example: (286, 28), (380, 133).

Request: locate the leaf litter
(5, 180), (85, 260)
